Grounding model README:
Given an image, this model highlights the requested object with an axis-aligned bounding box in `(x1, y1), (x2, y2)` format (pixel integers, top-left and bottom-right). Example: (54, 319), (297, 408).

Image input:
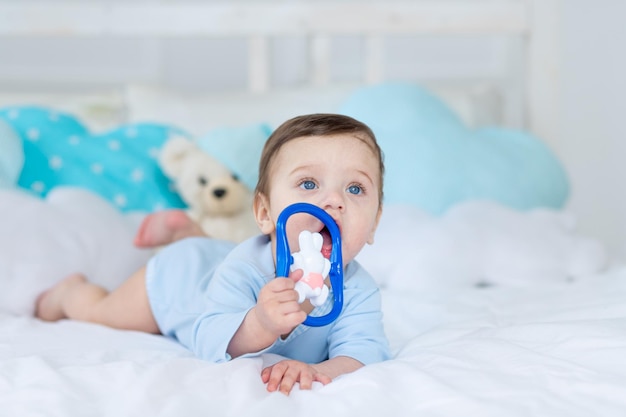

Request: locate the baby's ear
(253, 193), (274, 235)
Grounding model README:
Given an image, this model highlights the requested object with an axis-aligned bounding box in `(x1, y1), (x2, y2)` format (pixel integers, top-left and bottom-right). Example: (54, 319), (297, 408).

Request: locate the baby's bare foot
(134, 210), (205, 248)
(35, 274), (87, 321)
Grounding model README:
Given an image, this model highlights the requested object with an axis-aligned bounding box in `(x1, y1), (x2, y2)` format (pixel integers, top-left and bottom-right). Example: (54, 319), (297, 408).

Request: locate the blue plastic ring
(275, 202), (344, 327)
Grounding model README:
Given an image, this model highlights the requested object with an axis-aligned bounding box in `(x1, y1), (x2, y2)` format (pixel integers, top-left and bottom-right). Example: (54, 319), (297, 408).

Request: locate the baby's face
(256, 134), (382, 266)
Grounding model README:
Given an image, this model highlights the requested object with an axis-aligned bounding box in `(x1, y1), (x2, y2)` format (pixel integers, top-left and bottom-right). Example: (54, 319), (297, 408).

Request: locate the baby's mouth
(320, 226), (333, 259)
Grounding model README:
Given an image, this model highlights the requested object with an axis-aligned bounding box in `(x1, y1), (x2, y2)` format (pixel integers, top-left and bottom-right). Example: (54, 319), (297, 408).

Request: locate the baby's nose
(321, 190), (345, 211)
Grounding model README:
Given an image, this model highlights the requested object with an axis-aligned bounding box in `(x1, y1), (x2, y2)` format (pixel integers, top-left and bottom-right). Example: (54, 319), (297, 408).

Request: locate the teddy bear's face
(176, 152), (251, 217)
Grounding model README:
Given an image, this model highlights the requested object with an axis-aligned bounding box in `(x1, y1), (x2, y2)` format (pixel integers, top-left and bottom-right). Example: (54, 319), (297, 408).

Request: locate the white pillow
(357, 202), (608, 294)
(0, 187), (153, 316)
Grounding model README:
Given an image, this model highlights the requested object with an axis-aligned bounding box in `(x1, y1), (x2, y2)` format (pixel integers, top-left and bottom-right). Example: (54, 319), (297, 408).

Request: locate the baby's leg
(35, 266), (159, 334)
(134, 209), (206, 248)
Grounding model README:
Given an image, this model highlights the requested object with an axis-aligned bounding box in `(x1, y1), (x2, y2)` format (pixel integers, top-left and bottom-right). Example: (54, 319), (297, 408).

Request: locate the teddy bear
(147, 134), (259, 243)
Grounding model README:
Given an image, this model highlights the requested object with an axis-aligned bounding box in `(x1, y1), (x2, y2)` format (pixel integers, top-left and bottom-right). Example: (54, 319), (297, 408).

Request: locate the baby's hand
(261, 359), (332, 395)
(254, 274), (307, 337)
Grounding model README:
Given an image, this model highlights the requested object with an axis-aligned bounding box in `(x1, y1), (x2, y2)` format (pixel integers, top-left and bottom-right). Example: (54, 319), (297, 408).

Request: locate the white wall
(560, 0), (626, 260)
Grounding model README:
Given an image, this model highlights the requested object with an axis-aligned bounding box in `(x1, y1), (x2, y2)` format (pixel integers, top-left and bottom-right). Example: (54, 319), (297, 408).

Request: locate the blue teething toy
(275, 202), (344, 327)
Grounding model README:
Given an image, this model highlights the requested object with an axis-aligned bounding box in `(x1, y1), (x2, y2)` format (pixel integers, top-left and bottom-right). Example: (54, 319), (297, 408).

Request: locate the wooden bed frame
(0, 0), (561, 146)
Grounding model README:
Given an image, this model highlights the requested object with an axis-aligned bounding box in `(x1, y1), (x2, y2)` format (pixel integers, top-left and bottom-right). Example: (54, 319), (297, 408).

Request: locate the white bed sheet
(3, 270), (626, 416)
(1, 188), (624, 416)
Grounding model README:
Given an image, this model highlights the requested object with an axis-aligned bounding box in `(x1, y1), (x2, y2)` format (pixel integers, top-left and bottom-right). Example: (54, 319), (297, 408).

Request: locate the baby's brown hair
(255, 114), (385, 207)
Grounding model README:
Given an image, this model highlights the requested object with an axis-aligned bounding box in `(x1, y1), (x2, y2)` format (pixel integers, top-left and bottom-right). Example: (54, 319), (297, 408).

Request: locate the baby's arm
(312, 355), (363, 379)
(262, 270), (389, 395)
(227, 272), (306, 358)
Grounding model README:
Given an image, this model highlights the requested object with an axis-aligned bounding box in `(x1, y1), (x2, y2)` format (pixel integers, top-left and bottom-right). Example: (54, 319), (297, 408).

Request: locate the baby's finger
(260, 366), (272, 384)
(265, 363), (287, 392)
(284, 310), (307, 326)
(275, 288), (301, 304)
(299, 371), (313, 390)
(314, 372), (332, 386)
(278, 366), (300, 396)
(288, 269), (304, 282)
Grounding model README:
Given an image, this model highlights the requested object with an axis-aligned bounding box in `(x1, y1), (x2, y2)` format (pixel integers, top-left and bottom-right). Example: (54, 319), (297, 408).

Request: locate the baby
(36, 113), (390, 395)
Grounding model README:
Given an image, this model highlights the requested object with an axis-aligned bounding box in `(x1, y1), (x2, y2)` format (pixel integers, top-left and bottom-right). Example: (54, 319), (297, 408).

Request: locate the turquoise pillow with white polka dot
(0, 106), (186, 212)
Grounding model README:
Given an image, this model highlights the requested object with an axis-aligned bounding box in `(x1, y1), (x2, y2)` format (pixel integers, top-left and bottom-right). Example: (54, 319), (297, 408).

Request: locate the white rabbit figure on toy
(290, 230), (331, 307)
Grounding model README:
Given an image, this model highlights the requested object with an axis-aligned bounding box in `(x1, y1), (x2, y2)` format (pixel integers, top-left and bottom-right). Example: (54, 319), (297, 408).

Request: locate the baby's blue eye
(347, 185), (362, 195)
(300, 180), (316, 190)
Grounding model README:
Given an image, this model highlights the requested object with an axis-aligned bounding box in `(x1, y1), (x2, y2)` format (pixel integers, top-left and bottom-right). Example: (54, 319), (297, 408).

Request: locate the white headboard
(0, 0), (561, 146)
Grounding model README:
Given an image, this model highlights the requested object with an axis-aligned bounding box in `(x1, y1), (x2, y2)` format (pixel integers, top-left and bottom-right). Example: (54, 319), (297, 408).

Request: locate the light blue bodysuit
(146, 235), (390, 365)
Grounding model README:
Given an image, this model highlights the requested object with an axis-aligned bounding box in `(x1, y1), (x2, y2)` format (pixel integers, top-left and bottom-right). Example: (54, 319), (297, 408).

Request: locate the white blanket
(1, 187), (624, 416)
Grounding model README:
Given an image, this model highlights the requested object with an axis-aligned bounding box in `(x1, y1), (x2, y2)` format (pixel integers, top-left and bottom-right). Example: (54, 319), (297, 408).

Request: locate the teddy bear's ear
(159, 134), (197, 178)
